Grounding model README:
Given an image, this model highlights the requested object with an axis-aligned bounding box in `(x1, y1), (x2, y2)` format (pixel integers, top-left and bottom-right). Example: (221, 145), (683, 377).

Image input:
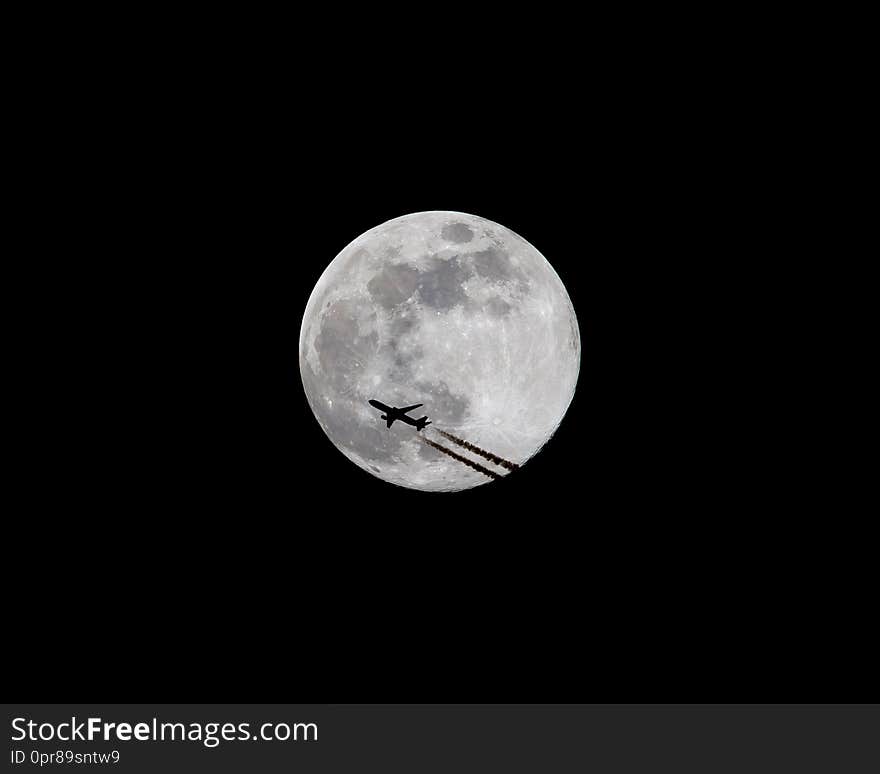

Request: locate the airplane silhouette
(368, 399), (432, 431)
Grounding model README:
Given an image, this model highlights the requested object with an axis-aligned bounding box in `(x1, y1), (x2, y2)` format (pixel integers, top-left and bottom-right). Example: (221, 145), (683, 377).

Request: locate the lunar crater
(441, 222), (474, 243)
(416, 255), (473, 311)
(414, 379), (469, 424)
(367, 263), (420, 308)
(470, 246), (513, 281)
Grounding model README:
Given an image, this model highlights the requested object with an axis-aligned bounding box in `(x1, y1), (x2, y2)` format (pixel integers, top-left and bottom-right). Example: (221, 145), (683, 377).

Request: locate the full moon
(299, 211), (580, 491)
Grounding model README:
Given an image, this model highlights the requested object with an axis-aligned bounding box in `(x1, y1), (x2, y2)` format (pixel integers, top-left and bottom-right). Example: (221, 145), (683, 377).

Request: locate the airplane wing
(398, 404), (423, 415)
(369, 400), (392, 412)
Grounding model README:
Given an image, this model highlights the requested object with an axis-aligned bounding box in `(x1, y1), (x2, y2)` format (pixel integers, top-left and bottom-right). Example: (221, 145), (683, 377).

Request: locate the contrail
(436, 430), (520, 471)
(421, 437), (501, 480)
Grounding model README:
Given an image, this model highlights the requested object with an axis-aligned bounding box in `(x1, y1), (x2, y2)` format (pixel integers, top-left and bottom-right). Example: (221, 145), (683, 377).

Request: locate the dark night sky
(12, 84), (871, 705)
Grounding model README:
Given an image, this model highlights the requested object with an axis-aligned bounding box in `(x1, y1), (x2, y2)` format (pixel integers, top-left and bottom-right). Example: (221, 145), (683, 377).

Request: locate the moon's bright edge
(299, 211), (580, 491)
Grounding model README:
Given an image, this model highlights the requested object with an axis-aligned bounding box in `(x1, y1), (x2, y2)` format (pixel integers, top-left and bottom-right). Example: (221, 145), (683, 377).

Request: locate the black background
(9, 48), (872, 710)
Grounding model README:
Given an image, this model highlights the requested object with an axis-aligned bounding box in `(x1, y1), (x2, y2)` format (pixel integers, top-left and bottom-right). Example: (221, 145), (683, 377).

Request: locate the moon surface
(299, 211), (580, 491)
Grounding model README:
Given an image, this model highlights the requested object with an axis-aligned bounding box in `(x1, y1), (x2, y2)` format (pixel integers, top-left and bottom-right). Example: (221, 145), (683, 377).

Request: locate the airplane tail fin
(415, 417), (431, 431)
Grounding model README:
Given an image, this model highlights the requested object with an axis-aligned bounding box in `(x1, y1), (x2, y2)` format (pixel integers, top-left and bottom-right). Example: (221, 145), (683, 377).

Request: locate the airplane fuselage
(368, 399), (431, 431)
